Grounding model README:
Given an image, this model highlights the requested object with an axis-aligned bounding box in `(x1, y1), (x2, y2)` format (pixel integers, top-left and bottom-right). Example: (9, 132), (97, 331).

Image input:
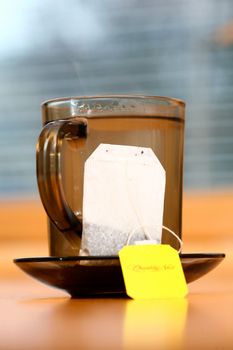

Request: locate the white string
(126, 226), (154, 246)
(122, 149), (183, 253)
(162, 225), (183, 253)
(126, 225), (183, 253)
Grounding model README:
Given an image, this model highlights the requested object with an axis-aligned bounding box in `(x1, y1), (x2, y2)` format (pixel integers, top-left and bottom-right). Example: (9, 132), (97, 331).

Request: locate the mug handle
(36, 119), (87, 246)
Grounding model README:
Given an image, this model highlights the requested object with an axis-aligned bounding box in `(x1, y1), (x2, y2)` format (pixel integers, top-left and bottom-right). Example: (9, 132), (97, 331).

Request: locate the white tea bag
(80, 144), (165, 256)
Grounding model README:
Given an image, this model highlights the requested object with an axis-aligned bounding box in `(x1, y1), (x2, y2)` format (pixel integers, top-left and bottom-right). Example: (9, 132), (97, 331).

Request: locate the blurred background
(0, 0), (233, 297)
(0, 0), (233, 198)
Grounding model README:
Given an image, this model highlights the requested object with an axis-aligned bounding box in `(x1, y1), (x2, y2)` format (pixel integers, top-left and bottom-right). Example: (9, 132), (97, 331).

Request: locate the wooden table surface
(0, 194), (233, 350)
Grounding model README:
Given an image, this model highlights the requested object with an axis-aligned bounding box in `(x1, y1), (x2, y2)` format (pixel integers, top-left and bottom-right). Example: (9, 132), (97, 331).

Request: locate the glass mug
(37, 96), (185, 256)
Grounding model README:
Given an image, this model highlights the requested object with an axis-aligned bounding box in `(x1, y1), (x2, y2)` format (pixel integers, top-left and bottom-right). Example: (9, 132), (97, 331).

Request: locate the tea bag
(80, 144), (165, 256)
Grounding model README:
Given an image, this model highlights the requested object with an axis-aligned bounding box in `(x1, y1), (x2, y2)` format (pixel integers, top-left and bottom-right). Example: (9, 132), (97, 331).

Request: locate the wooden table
(1, 194), (233, 350)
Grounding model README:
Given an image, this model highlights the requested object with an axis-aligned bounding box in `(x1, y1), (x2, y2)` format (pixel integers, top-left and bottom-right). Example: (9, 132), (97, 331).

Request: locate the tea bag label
(80, 144), (165, 256)
(119, 244), (188, 299)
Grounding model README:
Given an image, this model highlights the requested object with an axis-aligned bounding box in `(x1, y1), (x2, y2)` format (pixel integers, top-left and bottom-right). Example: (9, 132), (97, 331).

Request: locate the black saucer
(14, 253), (225, 297)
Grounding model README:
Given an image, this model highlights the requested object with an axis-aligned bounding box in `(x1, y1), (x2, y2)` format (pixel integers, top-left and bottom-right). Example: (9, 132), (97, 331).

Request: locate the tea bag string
(124, 157), (183, 253)
(126, 225), (183, 253)
(124, 159), (149, 239)
(162, 225), (183, 253)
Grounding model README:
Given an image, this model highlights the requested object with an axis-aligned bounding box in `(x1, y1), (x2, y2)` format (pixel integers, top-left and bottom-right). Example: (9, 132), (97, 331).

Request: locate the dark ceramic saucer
(14, 253), (225, 298)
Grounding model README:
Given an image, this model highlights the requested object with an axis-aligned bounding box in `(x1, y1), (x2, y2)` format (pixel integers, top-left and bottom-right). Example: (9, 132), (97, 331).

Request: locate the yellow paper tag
(119, 244), (188, 299)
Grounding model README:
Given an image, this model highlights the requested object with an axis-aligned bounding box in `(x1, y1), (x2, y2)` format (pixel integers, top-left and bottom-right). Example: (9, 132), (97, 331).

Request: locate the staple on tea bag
(80, 144), (166, 256)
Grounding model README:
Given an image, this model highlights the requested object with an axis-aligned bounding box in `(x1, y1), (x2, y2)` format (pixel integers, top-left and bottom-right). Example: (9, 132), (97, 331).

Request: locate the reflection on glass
(123, 298), (188, 349)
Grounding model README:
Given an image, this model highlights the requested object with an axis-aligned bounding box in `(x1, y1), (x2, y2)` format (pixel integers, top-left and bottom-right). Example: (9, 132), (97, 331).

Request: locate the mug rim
(42, 94), (185, 108)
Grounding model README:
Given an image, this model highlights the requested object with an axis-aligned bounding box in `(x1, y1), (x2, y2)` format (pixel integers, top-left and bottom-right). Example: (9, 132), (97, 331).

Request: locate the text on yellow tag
(119, 244), (188, 299)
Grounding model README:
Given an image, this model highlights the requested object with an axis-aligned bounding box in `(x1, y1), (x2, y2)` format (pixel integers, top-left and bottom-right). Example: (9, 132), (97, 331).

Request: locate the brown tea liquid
(62, 116), (184, 251)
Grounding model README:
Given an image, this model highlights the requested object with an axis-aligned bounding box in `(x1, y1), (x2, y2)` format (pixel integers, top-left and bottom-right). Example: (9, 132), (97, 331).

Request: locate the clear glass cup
(37, 95), (185, 256)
